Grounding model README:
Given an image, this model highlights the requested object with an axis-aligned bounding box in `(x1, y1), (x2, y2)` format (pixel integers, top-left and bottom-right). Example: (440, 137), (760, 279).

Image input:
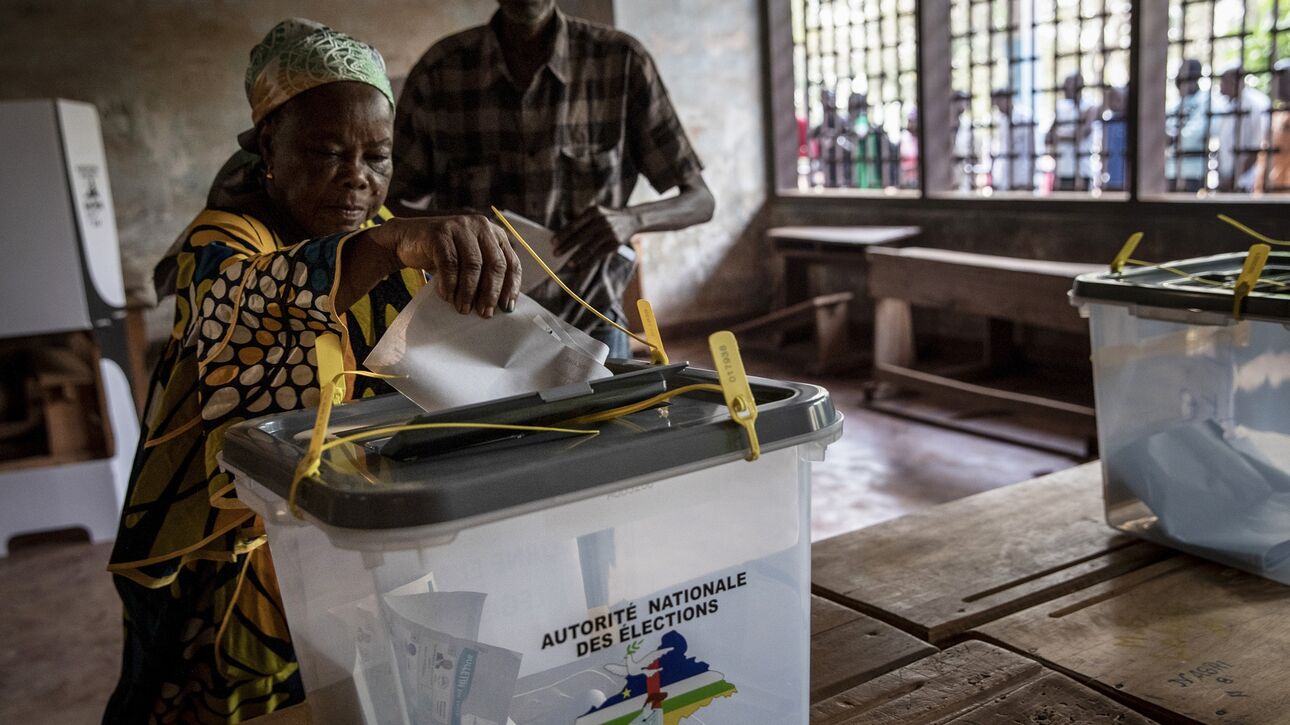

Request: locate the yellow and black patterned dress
(104, 193), (422, 723)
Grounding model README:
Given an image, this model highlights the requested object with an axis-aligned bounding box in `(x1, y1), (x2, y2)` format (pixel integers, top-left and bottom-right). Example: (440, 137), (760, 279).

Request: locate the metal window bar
(1165, 0), (1289, 195)
(791, 0), (920, 191)
(949, 0), (1133, 195)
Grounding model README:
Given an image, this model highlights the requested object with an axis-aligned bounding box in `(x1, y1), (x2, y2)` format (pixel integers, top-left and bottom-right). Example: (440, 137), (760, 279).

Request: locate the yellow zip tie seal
(289, 332), (344, 515)
(637, 299), (669, 365)
(1218, 214), (1290, 247)
(1233, 243), (1270, 321)
(490, 206), (660, 353)
(708, 331), (760, 461)
(1110, 232), (1143, 274)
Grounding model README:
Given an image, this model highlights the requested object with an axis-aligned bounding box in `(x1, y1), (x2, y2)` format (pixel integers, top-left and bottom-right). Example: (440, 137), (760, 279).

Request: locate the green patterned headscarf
(245, 18), (394, 125)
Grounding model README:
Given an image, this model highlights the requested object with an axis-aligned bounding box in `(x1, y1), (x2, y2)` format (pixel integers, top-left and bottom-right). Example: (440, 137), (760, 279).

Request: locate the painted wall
(614, 0), (770, 328)
(0, 0), (613, 311)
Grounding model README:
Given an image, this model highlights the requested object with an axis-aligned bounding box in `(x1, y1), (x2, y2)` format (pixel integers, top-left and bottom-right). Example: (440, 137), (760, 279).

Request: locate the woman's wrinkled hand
(369, 215), (522, 317)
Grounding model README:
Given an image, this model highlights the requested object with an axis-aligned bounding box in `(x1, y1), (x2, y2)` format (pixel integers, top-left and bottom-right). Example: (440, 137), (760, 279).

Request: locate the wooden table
(816, 462), (1290, 724)
(976, 557), (1290, 724)
(810, 594), (936, 703)
(813, 463), (1171, 643)
(811, 640), (1157, 724)
(768, 225), (922, 306)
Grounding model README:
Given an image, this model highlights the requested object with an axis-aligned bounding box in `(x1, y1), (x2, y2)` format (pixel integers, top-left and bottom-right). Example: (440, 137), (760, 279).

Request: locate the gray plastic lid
(1070, 250), (1290, 322)
(222, 362), (841, 530)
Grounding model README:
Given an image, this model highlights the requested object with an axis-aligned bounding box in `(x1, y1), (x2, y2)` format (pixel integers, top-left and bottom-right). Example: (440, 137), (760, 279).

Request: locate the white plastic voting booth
(0, 100), (139, 554)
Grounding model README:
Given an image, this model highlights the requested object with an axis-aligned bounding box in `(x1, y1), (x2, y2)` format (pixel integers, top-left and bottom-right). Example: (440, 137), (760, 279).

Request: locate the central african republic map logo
(575, 631), (736, 725)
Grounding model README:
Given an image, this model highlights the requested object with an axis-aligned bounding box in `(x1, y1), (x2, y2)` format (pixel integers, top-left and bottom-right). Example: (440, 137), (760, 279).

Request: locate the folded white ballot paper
(498, 210), (575, 294)
(365, 285), (612, 414)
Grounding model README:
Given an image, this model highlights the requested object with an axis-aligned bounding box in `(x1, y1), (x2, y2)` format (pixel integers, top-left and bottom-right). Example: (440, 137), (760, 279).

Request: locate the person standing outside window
(1166, 59), (1212, 193)
(1047, 73), (1097, 191)
(1254, 60), (1290, 194)
(848, 92), (885, 189)
(990, 89), (1035, 191)
(1217, 65), (1271, 192)
(389, 0), (714, 358)
(810, 88), (850, 188)
(1100, 86), (1130, 191)
(952, 90), (976, 191)
(900, 107), (921, 189)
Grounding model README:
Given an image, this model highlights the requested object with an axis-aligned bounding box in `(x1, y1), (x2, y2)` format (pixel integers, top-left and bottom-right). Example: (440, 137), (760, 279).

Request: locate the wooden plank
(769, 225), (922, 249)
(243, 703), (312, 724)
(872, 299), (914, 367)
(124, 304), (151, 413)
(862, 393), (1097, 459)
(731, 293), (855, 338)
(873, 362), (1097, 419)
(866, 246), (1100, 334)
(811, 595), (938, 704)
(810, 640), (1157, 724)
(31, 347), (94, 388)
(732, 293), (855, 373)
(812, 463), (1173, 643)
(975, 557), (1290, 725)
(869, 246), (1104, 277)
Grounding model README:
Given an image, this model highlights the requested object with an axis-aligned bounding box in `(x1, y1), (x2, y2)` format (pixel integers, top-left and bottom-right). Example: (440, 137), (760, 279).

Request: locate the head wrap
(245, 18), (394, 125)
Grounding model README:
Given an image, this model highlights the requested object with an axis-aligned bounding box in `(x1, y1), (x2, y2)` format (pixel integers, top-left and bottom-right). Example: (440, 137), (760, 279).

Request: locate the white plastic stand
(0, 359), (138, 556)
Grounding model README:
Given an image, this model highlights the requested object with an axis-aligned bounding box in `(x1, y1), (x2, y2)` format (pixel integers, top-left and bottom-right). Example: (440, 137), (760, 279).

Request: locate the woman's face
(260, 82), (393, 237)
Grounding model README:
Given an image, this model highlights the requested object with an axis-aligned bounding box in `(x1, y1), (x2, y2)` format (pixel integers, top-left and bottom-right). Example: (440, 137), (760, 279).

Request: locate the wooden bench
(812, 463), (1171, 643)
(864, 246), (1103, 456)
(811, 640), (1158, 724)
(729, 226), (921, 373)
(729, 292), (854, 374)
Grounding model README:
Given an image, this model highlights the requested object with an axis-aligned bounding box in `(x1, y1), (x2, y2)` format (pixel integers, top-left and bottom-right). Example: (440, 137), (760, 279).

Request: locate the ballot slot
(377, 362), (690, 461)
(1162, 262), (1290, 292)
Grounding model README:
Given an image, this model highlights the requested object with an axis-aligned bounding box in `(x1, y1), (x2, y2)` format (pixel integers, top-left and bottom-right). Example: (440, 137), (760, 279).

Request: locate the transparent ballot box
(223, 362), (841, 724)
(1072, 251), (1290, 584)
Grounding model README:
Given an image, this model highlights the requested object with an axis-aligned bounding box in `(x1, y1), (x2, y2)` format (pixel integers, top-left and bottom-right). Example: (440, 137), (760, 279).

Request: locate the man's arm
(552, 171), (714, 263)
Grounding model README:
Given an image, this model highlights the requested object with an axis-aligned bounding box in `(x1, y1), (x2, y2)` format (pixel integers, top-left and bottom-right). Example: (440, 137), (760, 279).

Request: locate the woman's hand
(366, 215), (522, 317)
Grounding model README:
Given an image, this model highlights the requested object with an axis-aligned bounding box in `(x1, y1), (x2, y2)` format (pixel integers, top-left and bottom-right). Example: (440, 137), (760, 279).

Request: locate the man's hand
(552, 205), (641, 269)
(367, 215), (522, 317)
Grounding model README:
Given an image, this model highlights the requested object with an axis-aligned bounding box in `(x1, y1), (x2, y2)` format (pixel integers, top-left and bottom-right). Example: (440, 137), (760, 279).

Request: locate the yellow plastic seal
(289, 332), (345, 513)
(637, 299), (669, 365)
(708, 330), (760, 461)
(315, 331), (346, 404)
(1233, 243), (1271, 321)
(1110, 232), (1143, 274)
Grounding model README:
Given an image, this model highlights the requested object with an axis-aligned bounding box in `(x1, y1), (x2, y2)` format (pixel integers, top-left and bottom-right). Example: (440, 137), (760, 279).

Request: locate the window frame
(763, 0), (1290, 209)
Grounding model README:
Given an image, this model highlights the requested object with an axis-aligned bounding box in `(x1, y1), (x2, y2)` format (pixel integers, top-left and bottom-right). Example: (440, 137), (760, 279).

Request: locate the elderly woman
(103, 20), (521, 723)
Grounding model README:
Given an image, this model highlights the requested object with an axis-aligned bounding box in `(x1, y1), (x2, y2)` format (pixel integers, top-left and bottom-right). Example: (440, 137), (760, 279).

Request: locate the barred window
(1165, 0), (1290, 196)
(791, 0), (920, 192)
(949, 0), (1133, 196)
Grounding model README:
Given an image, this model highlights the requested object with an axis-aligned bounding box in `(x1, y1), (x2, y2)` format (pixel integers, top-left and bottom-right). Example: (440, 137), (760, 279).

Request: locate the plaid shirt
(390, 10), (703, 332)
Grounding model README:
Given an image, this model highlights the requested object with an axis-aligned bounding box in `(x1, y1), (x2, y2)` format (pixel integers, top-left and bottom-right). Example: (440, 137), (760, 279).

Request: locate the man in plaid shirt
(390, 0), (715, 357)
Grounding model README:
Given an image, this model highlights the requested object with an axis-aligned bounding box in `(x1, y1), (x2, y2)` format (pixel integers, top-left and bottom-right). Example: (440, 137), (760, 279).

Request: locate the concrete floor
(0, 338), (1077, 724)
